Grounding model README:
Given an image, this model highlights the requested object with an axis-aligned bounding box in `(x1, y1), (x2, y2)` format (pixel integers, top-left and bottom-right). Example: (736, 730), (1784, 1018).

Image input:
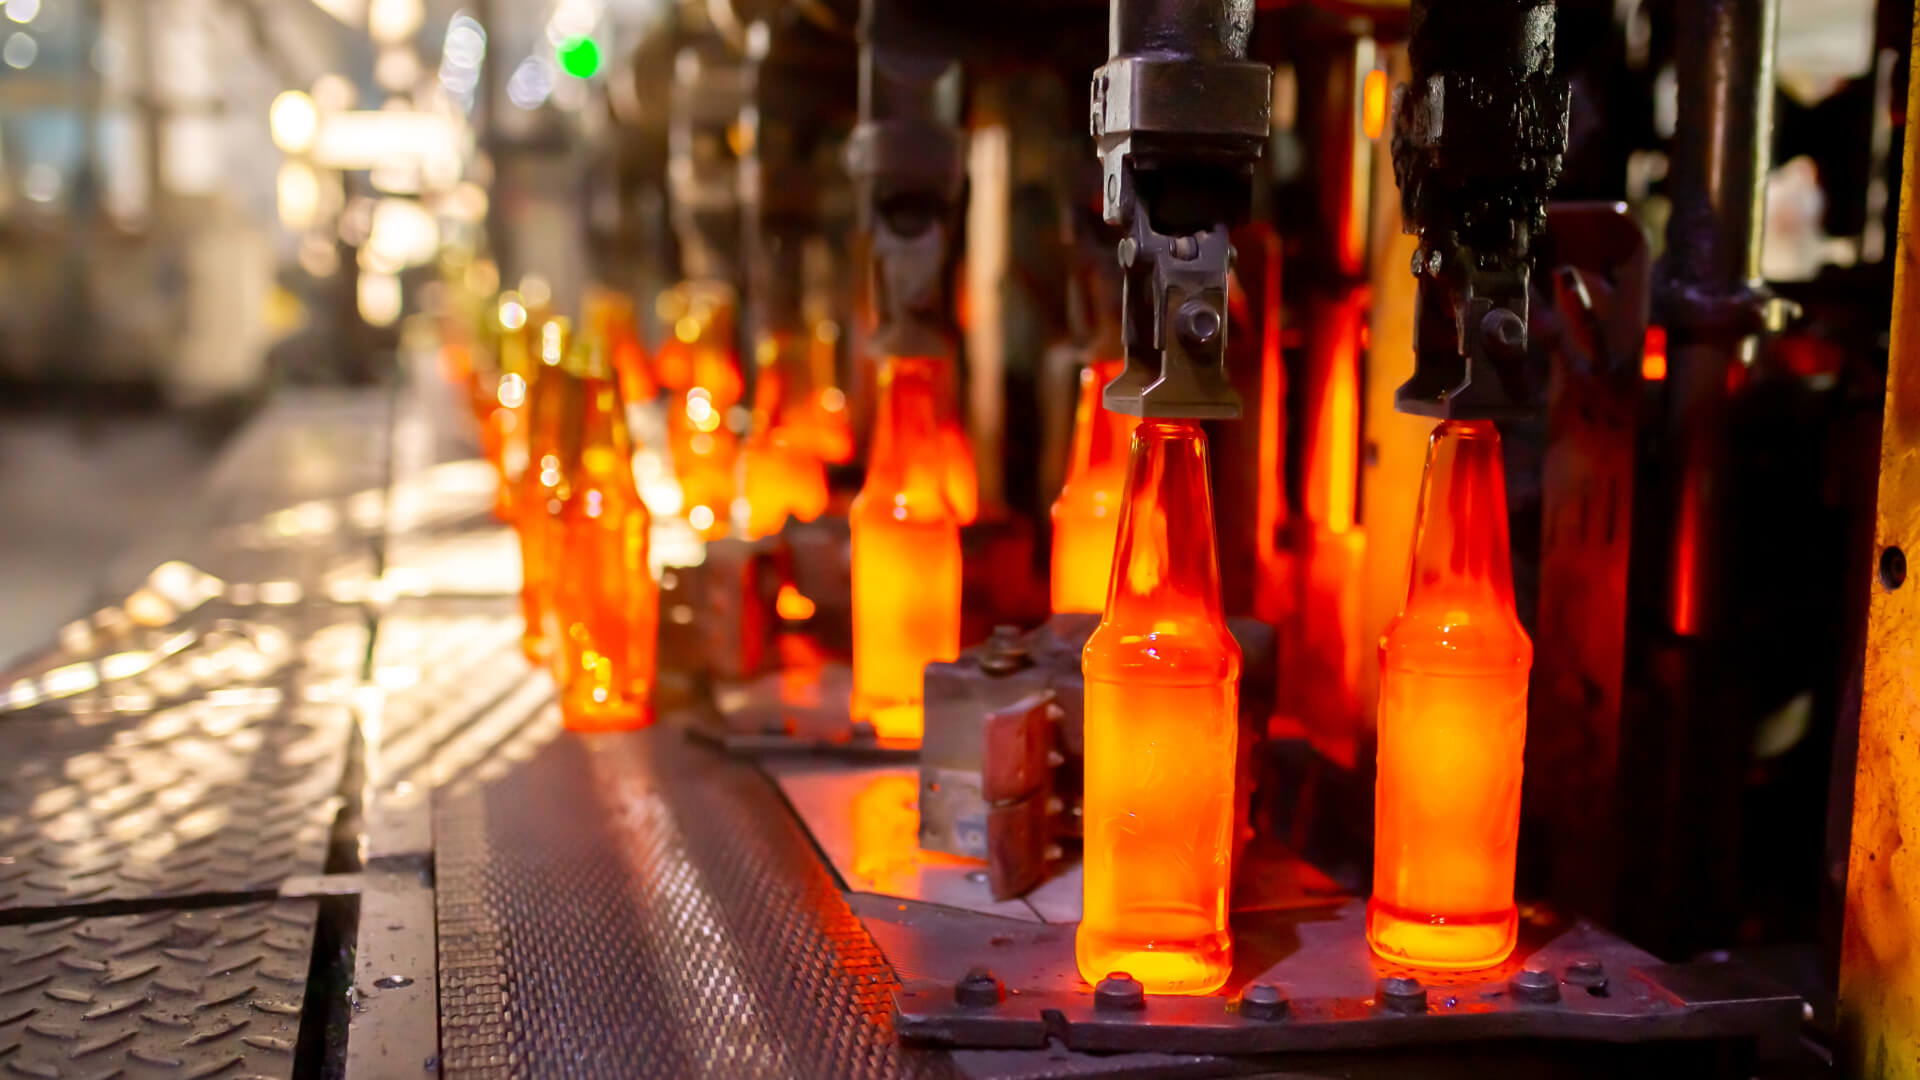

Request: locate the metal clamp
(1102, 177), (1242, 419)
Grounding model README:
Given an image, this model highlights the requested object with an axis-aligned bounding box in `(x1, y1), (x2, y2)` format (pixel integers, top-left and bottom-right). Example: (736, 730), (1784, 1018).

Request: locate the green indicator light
(557, 35), (601, 79)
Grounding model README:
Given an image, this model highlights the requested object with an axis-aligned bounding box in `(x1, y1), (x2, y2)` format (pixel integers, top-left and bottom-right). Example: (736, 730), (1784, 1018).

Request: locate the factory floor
(0, 408), (220, 665)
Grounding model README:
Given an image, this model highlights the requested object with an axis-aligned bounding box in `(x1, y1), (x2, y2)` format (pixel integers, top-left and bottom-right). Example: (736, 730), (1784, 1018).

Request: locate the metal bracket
(1103, 176), (1242, 420)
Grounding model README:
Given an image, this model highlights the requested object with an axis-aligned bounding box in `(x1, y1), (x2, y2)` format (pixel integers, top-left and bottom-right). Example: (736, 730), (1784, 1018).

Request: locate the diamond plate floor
(0, 900), (318, 1079)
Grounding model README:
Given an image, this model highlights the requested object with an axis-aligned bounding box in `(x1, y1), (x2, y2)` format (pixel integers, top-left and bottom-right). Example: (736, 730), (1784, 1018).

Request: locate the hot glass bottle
(1368, 420), (1533, 970)
(1076, 420), (1241, 995)
(849, 356), (962, 742)
(516, 317), (574, 665)
(1050, 358), (1138, 614)
(659, 284), (742, 538)
(739, 331), (830, 539)
(473, 292), (531, 521)
(552, 343), (658, 731)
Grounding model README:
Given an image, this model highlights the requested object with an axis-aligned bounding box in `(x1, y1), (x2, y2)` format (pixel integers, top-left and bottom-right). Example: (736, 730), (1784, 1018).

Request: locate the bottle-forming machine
(1, 0), (1916, 1076)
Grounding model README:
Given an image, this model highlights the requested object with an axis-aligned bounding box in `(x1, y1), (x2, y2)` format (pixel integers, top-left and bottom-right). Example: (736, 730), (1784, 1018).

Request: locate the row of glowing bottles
(463, 298), (659, 732)
(1067, 399), (1530, 992)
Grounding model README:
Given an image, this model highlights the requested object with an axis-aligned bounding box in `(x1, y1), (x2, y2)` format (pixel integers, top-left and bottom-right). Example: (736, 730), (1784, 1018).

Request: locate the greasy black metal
(669, 40), (750, 283)
(1091, 0), (1268, 418)
(887, 899), (1803, 1056)
(433, 723), (959, 1079)
(0, 900), (318, 1080)
(1391, 0), (1569, 419)
(0, 693), (353, 913)
(846, 0), (963, 362)
(741, 14), (856, 339)
(1659, 0), (1778, 341)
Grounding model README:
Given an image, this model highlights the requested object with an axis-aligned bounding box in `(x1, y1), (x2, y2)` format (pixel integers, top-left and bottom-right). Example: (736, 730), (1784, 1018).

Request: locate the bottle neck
(1403, 420), (1517, 615)
(1069, 358), (1136, 478)
(568, 373), (636, 491)
(1105, 419), (1225, 624)
(868, 356), (950, 503)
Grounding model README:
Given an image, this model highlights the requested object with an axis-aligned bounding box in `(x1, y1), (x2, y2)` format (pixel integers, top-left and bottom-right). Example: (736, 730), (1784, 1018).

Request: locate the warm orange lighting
(1642, 324), (1668, 381)
(516, 317), (574, 666)
(739, 332), (832, 540)
(584, 286), (656, 406)
(1077, 419), (1241, 996)
(1362, 69), (1389, 140)
(850, 774), (921, 889)
(775, 583), (817, 622)
(1368, 420), (1532, 971)
(1050, 358), (1138, 614)
(1305, 295), (1366, 533)
(657, 288), (742, 540)
(851, 357), (963, 743)
(941, 421), (980, 527)
(553, 355), (657, 732)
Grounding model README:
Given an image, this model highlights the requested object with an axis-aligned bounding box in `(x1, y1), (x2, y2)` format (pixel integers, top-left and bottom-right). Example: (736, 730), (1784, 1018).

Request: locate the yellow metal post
(1840, 17), (1920, 1078)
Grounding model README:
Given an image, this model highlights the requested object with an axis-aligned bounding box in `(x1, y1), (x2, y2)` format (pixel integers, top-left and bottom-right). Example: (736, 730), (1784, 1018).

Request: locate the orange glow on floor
(1368, 420), (1532, 970)
(850, 357), (962, 743)
(1078, 420), (1241, 995)
(1642, 324), (1668, 381)
(1050, 358), (1138, 614)
(1362, 69), (1389, 140)
(554, 366), (657, 732)
(851, 774), (922, 888)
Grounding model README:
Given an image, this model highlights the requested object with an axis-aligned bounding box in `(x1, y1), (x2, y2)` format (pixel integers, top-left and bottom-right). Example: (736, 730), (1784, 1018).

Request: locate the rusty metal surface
(0, 900), (318, 1080)
(1838, 17), (1920, 1078)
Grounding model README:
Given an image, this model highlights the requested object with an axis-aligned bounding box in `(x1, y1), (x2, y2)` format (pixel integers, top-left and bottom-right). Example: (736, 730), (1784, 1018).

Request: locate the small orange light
(776, 584), (817, 622)
(1642, 325), (1668, 381)
(1362, 69), (1389, 140)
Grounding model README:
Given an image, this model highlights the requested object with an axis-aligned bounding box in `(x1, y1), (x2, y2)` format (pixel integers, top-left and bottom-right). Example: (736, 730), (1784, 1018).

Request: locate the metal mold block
(889, 900), (1802, 1056)
(0, 900), (318, 1080)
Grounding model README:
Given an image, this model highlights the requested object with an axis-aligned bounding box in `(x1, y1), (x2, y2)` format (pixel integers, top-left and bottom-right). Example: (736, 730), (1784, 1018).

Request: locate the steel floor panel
(0, 899), (318, 1079)
(433, 724), (959, 1080)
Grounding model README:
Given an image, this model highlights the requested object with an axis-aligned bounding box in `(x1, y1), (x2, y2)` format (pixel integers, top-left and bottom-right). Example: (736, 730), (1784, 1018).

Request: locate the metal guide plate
(433, 723), (959, 1079)
(0, 899), (318, 1079)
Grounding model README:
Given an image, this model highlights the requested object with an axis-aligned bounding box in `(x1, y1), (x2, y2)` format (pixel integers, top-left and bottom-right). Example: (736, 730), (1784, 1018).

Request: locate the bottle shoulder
(1379, 607), (1533, 672)
(1083, 618), (1242, 685)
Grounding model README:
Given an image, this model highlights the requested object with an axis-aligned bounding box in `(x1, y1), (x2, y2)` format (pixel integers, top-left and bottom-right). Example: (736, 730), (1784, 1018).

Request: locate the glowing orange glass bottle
(1050, 358), (1138, 614)
(1367, 419), (1533, 970)
(516, 317), (574, 665)
(1077, 419), (1241, 995)
(475, 293), (533, 522)
(739, 331), (830, 539)
(552, 342), (658, 731)
(849, 356), (962, 742)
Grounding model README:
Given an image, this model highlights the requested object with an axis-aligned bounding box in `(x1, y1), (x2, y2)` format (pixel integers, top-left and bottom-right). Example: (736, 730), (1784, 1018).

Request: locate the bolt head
(1116, 237), (1137, 268)
(1239, 983), (1288, 1020)
(955, 967), (1004, 1007)
(1427, 250), (1444, 275)
(1095, 972), (1146, 1012)
(1378, 975), (1427, 1013)
(1509, 968), (1561, 1004)
(1177, 301), (1222, 348)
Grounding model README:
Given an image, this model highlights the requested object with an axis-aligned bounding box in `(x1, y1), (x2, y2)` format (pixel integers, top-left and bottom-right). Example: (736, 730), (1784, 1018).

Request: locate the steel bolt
(1564, 957), (1607, 991)
(1095, 973), (1146, 1012)
(1117, 237), (1137, 268)
(1410, 249), (1427, 276)
(1481, 308), (1526, 359)
(1378, 975), (1427, 1014)
(1238, 983), (1288, 1021)
(979, 625), (1028, 675)
(1177, 301), (1222, 349)
(1427, 250), (1444, 275)
(955, 967), (1004, 1008)
(1509, 969), (1561, 1004)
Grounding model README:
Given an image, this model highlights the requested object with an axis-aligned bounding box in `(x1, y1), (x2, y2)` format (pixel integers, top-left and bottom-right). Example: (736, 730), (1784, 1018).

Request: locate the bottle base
(852, 697), (924, 743)
(561, 696), (653, 733)
(1365, 897), (1517, 971)
(1075, 924), (1232, 996)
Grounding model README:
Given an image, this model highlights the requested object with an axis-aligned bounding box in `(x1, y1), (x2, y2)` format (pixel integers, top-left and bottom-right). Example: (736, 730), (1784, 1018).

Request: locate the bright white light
(443, 17), (485, 67)
(269, 91), (319, 153)
(688, 505), (715, 532)
(310, 109), (462, 171)
(3, 31), (35, 69)
(368, 0), (423, 45)
(359, 271), (403, 327)
(7, 0), (40, 24)
(22, 162), (58, 203)
(312, 73), (358, 112)
(367, 197), (440, 267)
(506, 56), (553, 109)
(375, 47), (421, 92)
(277, 161), (320, 230)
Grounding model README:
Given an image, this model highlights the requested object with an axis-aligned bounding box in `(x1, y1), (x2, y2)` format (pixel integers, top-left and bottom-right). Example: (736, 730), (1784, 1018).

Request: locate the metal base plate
(888, 899), (1802, 1056)
(691, 663), (919, 759)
